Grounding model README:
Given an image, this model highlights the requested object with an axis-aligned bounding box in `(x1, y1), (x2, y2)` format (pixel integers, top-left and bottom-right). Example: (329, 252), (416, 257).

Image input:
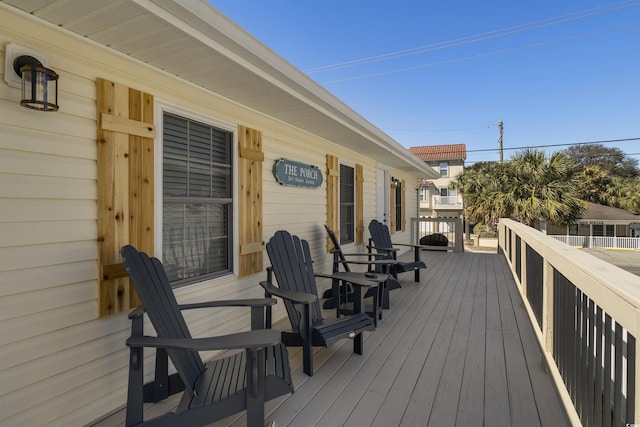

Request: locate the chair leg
(126, 347), (144, 426)
(382, 286), (390, 309)
(246, 348), (266, 427)
(301, 304), (314, 376)
(354, 332), (364, 355)
(415, 269), (420, 282)
(303, 342), (313, 376)
(352, 285), (365, 355)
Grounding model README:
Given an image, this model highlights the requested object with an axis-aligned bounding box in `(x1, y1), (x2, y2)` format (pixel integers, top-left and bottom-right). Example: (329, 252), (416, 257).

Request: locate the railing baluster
(580, 293), (588, 421)
(595, 306), (604, 427)
(586, 298), (595, 426)
(614, 323), (623, 426)
(628, 334), (636, 424)
(604, 314), (612, 427)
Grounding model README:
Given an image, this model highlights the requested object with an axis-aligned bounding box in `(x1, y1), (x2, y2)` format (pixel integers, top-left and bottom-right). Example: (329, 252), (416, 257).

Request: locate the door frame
(376, 165), (390, 225)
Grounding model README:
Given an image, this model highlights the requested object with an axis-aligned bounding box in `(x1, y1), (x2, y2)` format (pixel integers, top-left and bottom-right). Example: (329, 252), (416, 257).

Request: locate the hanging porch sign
(273, 158), (323, 188)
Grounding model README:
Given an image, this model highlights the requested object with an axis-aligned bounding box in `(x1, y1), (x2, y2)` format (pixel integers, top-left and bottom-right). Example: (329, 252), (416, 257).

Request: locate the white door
(376, 166), (390, 225)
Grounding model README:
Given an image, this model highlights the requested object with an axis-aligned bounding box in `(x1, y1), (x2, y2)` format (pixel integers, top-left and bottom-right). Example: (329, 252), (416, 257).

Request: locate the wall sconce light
(391, 177), (401, 188)
(13, 55), (59, 111)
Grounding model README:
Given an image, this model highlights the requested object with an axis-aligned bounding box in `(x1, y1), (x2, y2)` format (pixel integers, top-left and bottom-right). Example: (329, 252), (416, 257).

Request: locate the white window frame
(439, 161), (449, 177)
(154, 100), (239, 285)
(339, 162), (356, 245)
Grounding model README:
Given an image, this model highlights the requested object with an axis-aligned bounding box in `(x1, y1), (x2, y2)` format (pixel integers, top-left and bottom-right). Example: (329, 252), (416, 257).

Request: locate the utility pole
(498, 120), (504, 162)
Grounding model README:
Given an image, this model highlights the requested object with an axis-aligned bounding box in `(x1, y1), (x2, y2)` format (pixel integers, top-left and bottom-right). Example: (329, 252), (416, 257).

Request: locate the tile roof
(409, 144), (467, 161)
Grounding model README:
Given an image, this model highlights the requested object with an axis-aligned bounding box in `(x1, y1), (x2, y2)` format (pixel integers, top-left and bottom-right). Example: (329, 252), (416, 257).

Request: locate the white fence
(550, 235), (640, 250)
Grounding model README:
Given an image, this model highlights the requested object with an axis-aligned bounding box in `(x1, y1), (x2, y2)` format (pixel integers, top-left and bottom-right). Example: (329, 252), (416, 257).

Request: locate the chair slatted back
(266, 231), (324, 328)
(121, 245), (205, 395)
(324, 225), (351, 273)
(369, 220), (394, 256)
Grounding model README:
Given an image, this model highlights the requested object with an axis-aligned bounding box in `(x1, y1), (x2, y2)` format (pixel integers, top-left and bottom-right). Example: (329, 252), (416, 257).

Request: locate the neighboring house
(409, 144), (466, 218)
(547, 202), (640, 249)
(0, 2), (439, 426)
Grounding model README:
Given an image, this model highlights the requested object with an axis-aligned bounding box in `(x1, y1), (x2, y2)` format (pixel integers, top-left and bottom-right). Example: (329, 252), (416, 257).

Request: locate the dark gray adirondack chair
(261, 230), (376, 376)
(368, 219), (427, 282)
(121, 245), (293, 427)
(323, 224), (399, 316)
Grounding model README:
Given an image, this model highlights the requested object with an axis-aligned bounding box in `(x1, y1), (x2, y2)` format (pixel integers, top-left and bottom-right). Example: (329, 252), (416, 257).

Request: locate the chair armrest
(315, 272), (378, 288)
(391, 242), (430, 250)
(336, 258), (399, 266)
(260, 281), (317, 304)
(126, 329), (282, 351)
(178, 298), (276, 311)
(130, 299), (276, 318)
(339, 252), (390, 259)
(128, 305), (146, 320)
(366, 245), (398, 253)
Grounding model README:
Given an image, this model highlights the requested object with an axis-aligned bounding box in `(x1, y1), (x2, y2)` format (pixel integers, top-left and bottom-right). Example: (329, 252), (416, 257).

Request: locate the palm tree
(509, 149), (586, 227)
(454, 161), (514, 231)
(577, 166), (610, 204)
(455, 149), (586, 229)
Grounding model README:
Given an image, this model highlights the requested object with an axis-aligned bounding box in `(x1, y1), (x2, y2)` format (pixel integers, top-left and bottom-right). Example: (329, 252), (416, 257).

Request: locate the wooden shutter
(97, 78), (155, 316)
(355, 164), (364, 244)
(326, 154), (339, 251)
(238, 126), (264, 277)
(402, 179), (407, 232)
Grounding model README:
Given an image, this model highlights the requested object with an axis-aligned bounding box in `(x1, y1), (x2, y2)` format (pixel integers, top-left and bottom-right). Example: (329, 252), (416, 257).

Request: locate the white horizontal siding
(0, 220), (97, 246)
(1, 301), (97, 346)
(0, 241), (96, 271)
(0, 174), (97, 199)
(1, 148), (96, 178)
(0, 198), (97, 222)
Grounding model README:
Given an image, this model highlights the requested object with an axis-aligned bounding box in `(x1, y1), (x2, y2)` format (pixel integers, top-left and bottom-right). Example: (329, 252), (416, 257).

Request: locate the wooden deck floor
(93, 251), (569, 427)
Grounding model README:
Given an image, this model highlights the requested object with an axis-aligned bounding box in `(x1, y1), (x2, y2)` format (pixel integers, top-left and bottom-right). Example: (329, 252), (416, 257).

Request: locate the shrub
(474, 223), (498, 238)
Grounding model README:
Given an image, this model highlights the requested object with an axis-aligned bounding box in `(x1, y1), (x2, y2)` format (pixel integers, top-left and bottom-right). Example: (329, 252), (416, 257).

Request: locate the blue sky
(208, 0), (640, 165)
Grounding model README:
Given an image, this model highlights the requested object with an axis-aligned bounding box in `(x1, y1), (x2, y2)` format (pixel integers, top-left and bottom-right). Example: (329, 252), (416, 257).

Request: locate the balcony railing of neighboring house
(432, 195), (463, 210)
(550, 235), (640, 250)
(499, 219), (640, 427)
(410, 217), (464, 252)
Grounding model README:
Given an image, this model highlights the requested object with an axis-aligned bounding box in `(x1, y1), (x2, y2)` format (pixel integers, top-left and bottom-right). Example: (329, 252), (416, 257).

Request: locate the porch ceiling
(1, 0), (438, 178)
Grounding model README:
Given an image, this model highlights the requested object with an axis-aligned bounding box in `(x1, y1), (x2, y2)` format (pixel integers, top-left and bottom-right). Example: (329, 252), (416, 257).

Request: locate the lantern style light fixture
(391, 177), (401, 188)
(13, 55), (59, 111)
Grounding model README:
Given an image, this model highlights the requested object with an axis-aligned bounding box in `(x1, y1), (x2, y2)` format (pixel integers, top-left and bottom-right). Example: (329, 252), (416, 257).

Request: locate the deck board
(89, 251), (569, 427)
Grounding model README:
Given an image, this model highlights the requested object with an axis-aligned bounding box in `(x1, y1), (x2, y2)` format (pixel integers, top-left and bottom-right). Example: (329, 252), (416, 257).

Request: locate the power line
(321, 22), (640, 84)
(305, 0), (638, 74)
(387, 122), (498, 132)
(470, 137), (640, 153)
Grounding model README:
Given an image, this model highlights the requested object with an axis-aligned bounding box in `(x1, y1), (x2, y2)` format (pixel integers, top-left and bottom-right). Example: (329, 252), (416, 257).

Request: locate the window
(395, 180), (402, 231)
(605, 224), (615, 237)
(339, 164), (355, 244)
(439, 161), (449, 177)
(568, 224), (578, 235)
(162, 112), (233, 286)
(419, 187), (428, 202)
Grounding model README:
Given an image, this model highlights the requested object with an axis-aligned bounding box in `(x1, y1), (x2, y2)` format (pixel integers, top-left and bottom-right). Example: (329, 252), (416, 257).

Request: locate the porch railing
(499, 219), (640, 426)
(550, 235), (640, 250)
(432, 195), (463, 209)
(410, 217), (463, 252)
